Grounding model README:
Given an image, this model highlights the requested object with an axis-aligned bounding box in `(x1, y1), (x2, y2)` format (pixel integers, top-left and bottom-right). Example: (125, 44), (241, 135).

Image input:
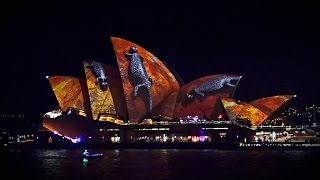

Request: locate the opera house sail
(111, 37), (180, 123)
(46, 76), (90, 117)
(83, 61), (127, 123)
(221, 95), (296, 126)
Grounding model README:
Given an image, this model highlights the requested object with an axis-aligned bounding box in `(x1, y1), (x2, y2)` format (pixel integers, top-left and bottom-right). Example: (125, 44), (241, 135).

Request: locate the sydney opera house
(41, 37), (297, 144)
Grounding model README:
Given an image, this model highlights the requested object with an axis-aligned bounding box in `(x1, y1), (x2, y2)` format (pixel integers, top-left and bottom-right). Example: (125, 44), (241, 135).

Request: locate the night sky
(1, 2), (319, 116)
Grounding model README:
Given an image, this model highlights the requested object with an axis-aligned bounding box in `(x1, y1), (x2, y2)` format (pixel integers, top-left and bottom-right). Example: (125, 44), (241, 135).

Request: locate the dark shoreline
(2, 142), (320, 150)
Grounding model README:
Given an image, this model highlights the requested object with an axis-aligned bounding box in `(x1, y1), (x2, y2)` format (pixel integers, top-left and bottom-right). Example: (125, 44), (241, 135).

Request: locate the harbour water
(1, 149), (319, 179)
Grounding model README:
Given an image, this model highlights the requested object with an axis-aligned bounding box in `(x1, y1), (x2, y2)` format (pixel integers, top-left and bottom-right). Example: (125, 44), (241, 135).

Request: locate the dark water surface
(1, 149), (319, 179)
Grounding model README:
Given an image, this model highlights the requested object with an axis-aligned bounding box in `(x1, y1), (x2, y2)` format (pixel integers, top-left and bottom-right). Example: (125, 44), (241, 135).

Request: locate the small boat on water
(82, 153), (104, 158)
(82, 149), (104, 158)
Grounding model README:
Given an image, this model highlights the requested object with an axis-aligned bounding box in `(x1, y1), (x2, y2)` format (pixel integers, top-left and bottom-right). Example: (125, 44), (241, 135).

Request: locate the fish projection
(174, 75), (241, 120)
(87, 61), (108, 91)
(186, 75), (242, 101)
(83, 61), (116, 120)
(124, 46), (153, 112)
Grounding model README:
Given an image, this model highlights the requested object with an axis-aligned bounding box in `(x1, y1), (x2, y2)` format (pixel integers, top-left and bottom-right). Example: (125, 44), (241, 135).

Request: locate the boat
(82, 153), (104, 158)
(82, 149), (104, 158)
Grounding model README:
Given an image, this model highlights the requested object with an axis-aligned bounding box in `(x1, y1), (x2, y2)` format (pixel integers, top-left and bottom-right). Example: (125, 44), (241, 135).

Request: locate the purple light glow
(199, 136), (206, 142)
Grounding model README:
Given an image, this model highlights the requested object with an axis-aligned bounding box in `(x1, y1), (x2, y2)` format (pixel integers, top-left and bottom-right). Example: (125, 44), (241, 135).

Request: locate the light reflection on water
(1, 149), (319, 179)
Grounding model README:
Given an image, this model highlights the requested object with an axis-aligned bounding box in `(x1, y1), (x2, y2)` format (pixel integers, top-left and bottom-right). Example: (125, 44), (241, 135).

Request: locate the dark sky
(1, 2), (319, 116)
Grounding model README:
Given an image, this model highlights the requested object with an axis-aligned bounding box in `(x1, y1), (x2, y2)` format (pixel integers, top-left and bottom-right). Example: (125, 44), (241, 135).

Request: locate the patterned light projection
(111, 37), (180, 123)
(221, 97), (268, 126)
(152, 91), (179, 118)
(237, 103), (268, 126)
(83, 61), (127, 122)
(249, 95), (295, 116)
(220, 98), (246, 121)
(221, 96), (295, 126)
(174, 74), (241, 119)
(47, 76), (86, 112)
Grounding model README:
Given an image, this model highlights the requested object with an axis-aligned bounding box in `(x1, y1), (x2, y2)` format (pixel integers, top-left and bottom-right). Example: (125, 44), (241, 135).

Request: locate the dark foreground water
(1, 149), (319, 179)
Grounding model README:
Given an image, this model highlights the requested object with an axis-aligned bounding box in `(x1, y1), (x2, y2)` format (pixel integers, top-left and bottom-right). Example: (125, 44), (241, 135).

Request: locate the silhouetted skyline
(1, 2), (319, 116)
